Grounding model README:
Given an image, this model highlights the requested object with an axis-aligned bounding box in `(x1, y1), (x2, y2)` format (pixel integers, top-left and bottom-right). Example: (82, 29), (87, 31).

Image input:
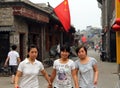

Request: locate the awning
(0, 27), (14, 32)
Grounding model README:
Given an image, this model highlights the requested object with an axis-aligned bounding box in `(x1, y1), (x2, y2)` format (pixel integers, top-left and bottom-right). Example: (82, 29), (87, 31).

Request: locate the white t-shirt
(53, 59), (75, 88)
(18, 58), (44, 88)
(75, 57), (97, 88)
(8, 50), (19, 66)
(56, 44), (60, 53)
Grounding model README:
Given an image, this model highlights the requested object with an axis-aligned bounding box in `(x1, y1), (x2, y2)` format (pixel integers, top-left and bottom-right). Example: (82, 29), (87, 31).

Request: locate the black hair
(60, 44), (70, 53)
(27, 44), (38, 58)
(76, 45), (87, 55)
(11, 44), (17, 50)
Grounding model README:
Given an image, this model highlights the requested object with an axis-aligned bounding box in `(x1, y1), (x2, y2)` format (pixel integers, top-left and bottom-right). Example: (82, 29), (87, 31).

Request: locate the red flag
(54, 0), (71, 32)
(81, 36), (87, 43)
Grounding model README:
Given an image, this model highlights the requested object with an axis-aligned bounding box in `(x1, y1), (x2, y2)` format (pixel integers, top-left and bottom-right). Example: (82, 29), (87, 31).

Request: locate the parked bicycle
(43, 45), (57, 67)
(0, 66), (11, 76)
(43, 45), (77, 67)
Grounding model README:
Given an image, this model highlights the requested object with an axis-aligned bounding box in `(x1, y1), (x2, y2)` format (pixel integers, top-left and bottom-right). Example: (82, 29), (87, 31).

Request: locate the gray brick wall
(0, 7), (14, 26)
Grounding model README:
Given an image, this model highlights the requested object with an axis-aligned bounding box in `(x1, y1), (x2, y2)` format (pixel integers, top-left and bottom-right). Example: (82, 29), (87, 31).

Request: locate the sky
(29, 0), (102, 31)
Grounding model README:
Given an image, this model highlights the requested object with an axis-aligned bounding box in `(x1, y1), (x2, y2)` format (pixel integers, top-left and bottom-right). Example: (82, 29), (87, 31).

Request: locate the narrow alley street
(0, 49), (119, 88)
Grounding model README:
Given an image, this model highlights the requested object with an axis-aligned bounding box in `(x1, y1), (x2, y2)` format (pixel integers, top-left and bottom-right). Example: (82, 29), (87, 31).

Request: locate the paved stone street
(0, 49), (119, 88)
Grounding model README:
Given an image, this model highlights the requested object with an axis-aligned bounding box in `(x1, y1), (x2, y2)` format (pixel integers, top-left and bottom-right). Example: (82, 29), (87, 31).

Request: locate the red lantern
(112, 24), (120, 31)
(115, 18), (120, 25)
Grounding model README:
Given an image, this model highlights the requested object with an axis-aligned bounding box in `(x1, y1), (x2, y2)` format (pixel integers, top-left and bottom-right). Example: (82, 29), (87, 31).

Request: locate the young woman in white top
(75, 46), (99, 88)
(14, 44), (51, 88)
(50, 44), (79, 88)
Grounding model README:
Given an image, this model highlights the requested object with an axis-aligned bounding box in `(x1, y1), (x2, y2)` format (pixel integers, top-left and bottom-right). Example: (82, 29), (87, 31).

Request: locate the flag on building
(81, 35), (87, 43)
(54, 0), (71, 32)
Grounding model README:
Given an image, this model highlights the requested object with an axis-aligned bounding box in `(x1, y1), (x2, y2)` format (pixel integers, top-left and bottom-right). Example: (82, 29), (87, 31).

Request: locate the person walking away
(4, 44), (21, 84)
(56, 43), (60, 57)
(14, 44), (51, 88)
(50, 44), (79, 88)
(75, 45), (98, 88)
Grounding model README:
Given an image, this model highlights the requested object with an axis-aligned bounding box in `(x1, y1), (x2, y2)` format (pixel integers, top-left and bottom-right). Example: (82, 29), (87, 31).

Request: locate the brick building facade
(0, 0), (75, 66)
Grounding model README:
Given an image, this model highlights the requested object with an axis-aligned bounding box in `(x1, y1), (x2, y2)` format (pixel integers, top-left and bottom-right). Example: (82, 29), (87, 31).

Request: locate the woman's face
(28, 48), (38, 60)
(77, 47), (87, 59)
(60, 50), (69, 59)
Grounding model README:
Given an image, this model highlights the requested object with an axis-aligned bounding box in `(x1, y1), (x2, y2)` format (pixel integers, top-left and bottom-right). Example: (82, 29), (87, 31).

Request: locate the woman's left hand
(48, 84), (52, 88)
(94, 80), (97, 85)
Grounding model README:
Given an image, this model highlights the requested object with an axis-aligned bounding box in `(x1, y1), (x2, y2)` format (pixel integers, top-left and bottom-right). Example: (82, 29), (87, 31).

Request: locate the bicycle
(43, 57), (54, 67)
(0, 66), (11, 76)
(43, 46), (59, 67)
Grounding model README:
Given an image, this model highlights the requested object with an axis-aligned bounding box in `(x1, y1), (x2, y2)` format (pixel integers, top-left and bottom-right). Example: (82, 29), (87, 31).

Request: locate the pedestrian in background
(50, 44), (79, 88)
(75, 45), (99, 88)
(56, 43), (60, 57)
(14, 44), (51, 88)
(4, 44), (21, 84)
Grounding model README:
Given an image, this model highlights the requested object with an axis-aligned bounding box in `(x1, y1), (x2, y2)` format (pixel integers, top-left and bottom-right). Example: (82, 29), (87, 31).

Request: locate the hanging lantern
(115, 18), (120, 25)
(112, 24), (120, 31)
